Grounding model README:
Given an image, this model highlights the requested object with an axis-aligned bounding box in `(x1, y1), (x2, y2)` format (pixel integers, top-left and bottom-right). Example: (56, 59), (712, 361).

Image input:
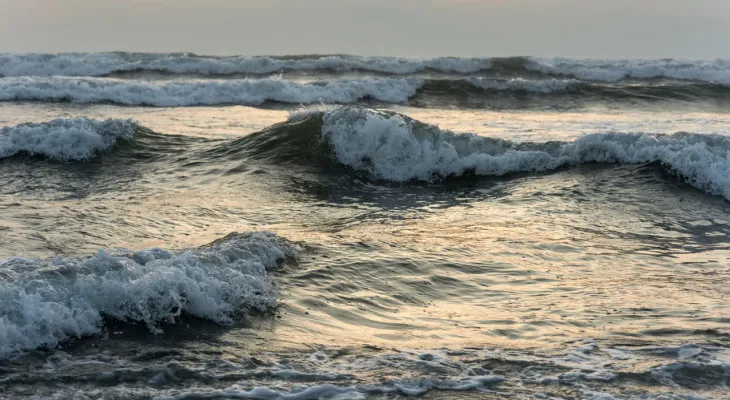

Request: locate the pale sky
(1, 0), (729, 58)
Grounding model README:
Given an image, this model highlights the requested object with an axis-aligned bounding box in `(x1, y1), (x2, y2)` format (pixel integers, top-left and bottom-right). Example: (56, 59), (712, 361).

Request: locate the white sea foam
(150, 344), (728, 399)
(320, 107), (730, 199)
(3, 341), (724, 398)
(0, 53), (492, 77)
(0, 76), (422, 106)
(528, 57), (730, 84)
(0, 232), (296, 358)
(155, 377), (505, 400)
(648, 345), (730, 389)
(0, 118), (138, 161)
(151, 347), (506, 400)
(466, 77), (583, 93)
(3, 53), (729, 86)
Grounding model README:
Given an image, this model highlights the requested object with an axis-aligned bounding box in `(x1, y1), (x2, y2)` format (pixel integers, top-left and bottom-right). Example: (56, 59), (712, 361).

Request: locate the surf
(217, 106), (730, 202)
(0, 117), (139, 161)
(2, 76), (729, 109)
(0, 232), (296, 358)
(3, 53), (730, 86)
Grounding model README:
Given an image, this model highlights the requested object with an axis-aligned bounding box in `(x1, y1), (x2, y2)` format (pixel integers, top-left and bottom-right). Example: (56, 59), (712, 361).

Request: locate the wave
(0, 118), (139, 161)
(156, 378), (505, 400)
(424, 78), (730, 103)
(231, 106), (730, 201)
(0, 232), (296, 358)
(320, 107), (730, 198)
(0, 76), (422, 106)
(8, 341), (723, 399)
(9, 108), (730, 203)
(0, 53), (493, 77)
(2, 53), (730, 85)
(2, 76), (729, 108)
(461, 77), (583, 93)
(152, 343), (728, 399)
(528, 57), (730, 84)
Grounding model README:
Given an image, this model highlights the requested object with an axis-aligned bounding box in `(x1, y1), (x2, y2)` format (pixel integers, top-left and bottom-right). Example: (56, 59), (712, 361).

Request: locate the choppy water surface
(1, 54), (730, 400)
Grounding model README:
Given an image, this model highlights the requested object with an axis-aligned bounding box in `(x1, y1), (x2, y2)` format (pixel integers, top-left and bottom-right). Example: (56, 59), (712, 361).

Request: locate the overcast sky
(1, 0), (728, 58)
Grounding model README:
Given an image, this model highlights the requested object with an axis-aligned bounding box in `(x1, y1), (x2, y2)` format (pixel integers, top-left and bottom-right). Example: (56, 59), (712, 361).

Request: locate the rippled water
(2, 54), (730, 399)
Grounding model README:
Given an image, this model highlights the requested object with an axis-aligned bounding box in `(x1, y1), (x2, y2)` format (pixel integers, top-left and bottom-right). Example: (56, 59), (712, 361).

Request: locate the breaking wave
(7, 108), (730, 203)
(2, 76), (729, 108)
(528, 57), (730, 84)
(0, 76), (422, 106)
(2, 53), (730, 86)
(0, 118), (139, 161)
(231, 106), (730, 201)
(0, 53), (494, 77)
(319, 107), (730, 198)
(0, 232), (296, 358)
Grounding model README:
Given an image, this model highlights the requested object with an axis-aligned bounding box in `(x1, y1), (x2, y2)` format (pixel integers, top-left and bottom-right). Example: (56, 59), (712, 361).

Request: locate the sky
(1, 0), (729, 59)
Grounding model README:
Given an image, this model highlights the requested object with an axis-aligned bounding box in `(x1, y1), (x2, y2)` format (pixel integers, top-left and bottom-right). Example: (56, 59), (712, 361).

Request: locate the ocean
(0, 53), (729, 400)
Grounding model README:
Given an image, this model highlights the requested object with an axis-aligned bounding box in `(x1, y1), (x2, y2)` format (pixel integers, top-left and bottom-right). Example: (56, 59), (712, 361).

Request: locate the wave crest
(0, 118), (139, 161)
(0, 232), (297, 358)
(302, 107), (730, 200)
(3, 76), (730, 108)
(528, 57), (730, 84)
(0, 53), (493, 77)
(3, 53), (730, 86)
(0, 77), (422, 106)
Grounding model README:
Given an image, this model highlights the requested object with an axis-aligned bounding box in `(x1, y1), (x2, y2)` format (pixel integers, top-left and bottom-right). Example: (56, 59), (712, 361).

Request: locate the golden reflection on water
(2, 103), (729, 353)
(253, 169), (730, 351)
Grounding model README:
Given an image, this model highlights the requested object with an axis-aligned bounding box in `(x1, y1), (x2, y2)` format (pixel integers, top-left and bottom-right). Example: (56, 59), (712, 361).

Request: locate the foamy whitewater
(0, 117), (137, 160)
(1, 53), (729, 400)
(0, 76), (422, 106)
(2, 53), (730, 84)
(0, 53), (493, 77)
(319, 107), (730, 199)
(1, 76), (727, 109)
(0, 232), (296, 358)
